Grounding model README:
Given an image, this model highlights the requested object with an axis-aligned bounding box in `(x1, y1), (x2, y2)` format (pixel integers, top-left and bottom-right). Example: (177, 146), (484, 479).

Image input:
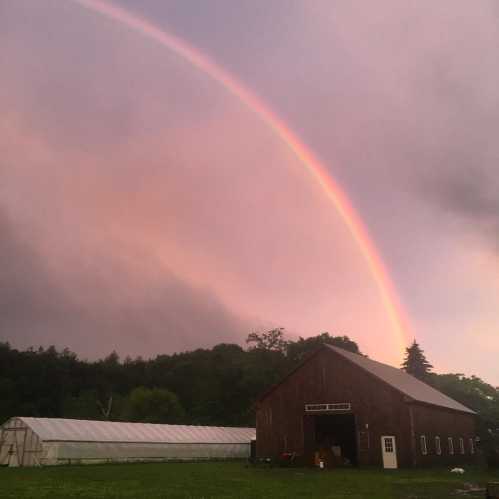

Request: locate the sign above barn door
(304, 403), (351, 412)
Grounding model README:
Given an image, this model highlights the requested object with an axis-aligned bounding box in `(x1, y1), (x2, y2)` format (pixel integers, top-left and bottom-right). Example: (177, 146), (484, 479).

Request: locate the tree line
(0, 331), (359, 426)
(0, 331), (497, 448)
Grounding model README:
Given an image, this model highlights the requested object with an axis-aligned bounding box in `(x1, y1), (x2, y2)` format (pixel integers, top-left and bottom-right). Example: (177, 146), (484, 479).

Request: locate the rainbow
(72, 0), (410, 353)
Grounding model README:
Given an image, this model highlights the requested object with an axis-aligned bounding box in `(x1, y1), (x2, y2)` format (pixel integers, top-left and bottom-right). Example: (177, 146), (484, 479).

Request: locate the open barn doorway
(308, 413), (358, 467)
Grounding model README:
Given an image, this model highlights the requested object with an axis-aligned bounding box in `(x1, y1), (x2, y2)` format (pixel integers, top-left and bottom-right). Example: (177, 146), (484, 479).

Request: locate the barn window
(435, 436), (441, 455)
(459, 437), (465, 454)
(383, 437), (394, 453)
(420, 435), (427, 455)
(448, 437), (454, 455)
(304, 403), (351, 412)
(469, 438), (475, 455)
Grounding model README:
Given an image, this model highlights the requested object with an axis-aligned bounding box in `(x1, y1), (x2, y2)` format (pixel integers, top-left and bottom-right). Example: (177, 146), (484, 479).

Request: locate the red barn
(256, 345), (478, 468)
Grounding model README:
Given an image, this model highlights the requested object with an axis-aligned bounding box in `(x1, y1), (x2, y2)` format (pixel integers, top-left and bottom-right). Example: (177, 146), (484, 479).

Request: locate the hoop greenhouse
(0, 417), (255, 467)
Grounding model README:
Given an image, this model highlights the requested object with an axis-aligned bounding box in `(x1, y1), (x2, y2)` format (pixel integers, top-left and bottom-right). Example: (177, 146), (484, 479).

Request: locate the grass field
(0, 461), (497, 499)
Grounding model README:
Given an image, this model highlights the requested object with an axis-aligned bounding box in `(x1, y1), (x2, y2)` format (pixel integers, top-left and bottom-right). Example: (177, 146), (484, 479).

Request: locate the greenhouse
(0, 417), (255, 467)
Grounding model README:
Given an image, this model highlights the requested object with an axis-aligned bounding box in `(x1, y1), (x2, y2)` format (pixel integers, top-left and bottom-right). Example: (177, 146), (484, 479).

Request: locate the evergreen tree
(401, 340), (433, 380)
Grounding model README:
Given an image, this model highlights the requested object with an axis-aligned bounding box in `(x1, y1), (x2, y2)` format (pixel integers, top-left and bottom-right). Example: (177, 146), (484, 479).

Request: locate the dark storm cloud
(419, 165), (499, 246)
(0, 206), (246, 359)
(0, 208), (62, 332)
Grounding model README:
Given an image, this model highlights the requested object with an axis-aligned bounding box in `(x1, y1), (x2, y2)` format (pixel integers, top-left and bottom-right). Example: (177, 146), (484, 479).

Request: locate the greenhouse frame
(0, 417), (255, 467)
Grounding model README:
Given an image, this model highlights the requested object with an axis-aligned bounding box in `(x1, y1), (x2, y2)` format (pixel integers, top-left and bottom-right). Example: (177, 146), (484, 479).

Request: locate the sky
(0, 0), (498, 384)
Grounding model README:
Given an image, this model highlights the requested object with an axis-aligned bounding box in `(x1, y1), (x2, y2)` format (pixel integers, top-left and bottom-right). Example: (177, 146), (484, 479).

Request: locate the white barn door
(381, 436), (398, 469)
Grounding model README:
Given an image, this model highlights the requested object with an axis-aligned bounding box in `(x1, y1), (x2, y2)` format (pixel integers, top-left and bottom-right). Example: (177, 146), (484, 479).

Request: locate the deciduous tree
(123, 386), (185, 424)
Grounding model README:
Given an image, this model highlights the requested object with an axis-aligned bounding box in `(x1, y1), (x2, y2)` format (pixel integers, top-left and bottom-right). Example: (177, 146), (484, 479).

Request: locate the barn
(0, 417), (255, 467)
(256, 344), (478, 468)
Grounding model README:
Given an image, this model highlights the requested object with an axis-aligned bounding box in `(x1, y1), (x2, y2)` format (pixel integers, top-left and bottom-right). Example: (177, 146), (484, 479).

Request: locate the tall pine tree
(401, 340), (433, 381)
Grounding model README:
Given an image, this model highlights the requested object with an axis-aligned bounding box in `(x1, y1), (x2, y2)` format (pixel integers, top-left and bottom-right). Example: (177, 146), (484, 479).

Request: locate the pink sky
(1, 0), (498, 384)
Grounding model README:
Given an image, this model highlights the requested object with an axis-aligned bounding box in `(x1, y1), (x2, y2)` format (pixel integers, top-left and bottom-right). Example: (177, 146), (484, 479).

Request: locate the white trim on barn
(0, 417), (255, 467)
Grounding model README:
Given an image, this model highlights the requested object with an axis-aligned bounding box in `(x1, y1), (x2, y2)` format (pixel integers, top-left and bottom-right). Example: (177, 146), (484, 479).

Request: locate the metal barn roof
(17, 417), (256, 444)
(326, 345), (475, 414)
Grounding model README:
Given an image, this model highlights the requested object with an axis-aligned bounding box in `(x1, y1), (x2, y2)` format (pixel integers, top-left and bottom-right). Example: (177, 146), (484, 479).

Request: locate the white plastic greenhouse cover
(0, 417), (255, 467)
(19, 417), (255, 443)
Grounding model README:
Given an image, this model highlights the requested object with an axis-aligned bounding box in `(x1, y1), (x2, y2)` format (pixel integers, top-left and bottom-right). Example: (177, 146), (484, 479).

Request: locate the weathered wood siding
(256, 347), (477, 468)
(256, 348), (412, 467)
(409, 403), (478, 466)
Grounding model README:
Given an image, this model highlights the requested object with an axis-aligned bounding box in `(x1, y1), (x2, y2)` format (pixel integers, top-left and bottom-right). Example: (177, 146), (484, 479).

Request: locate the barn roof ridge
(324, 345), (475, 414)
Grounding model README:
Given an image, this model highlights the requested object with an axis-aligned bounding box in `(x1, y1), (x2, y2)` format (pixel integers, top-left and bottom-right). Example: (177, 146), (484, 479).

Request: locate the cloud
(3, 0), (498, 383)
(0, 0), (404, 363)
(419, 165), (499, 248)
(0, 204), (247, 359)
(0, 208), (61, 334)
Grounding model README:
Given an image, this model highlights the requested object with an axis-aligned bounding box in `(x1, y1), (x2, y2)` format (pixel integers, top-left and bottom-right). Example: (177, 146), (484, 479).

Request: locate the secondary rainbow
(72, 0), (411, 353)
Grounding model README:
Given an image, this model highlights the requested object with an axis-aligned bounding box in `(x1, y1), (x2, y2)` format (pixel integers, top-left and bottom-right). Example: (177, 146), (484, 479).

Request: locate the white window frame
(469, 438), (475, 455)
(435, 436), (441, 455)
(304, 403), (351, 412)
(459, 437), (465, 455)
(420, 435), (427, 455)
(448, 437), (454, 455)
(383, 436), (394, 453)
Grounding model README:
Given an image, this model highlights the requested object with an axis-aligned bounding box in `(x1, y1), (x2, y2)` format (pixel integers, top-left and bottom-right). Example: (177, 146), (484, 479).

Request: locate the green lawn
(0, 461), (497, 499)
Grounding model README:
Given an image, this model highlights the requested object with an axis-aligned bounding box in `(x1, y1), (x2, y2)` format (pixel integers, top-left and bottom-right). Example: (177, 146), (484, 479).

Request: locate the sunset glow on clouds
(1, 0), (498, 383)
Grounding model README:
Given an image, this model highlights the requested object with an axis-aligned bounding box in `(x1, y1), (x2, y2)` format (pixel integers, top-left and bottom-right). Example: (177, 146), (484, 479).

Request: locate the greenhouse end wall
(0, 418), (43, 467)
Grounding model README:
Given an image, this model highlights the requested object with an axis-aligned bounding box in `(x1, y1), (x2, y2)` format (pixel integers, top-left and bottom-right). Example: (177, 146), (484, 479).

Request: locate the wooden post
(21, 429), (28, 467)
